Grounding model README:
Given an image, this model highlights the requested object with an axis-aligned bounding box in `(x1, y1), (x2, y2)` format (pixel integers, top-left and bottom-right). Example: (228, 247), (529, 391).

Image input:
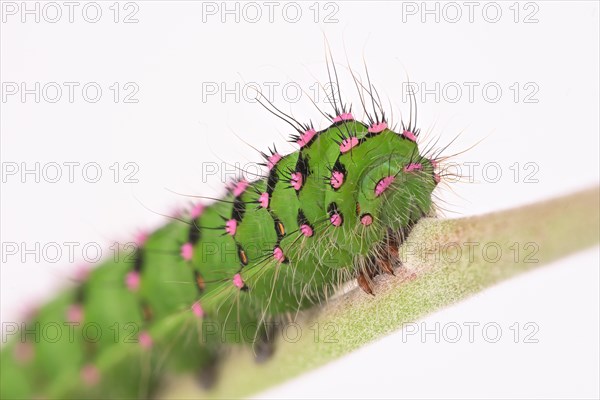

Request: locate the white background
(1, 1), (599, 398)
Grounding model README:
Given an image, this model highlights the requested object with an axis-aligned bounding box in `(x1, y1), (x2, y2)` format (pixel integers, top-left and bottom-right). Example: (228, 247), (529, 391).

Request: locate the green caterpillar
(1, 58), (441, 399)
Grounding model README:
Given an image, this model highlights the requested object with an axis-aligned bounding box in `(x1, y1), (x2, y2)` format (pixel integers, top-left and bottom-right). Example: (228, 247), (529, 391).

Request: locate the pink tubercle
(13, 342), (34, 365)
(430, 159), (439, 169)
(297, 129), (317, 147)
(368, 122), (388, 133)
(340, 137), (359, 153)
(330, 171), (344, 189)
(290, 172), (303, 191)
(434, 174), (441, 184)
(232, 180), (249, 197)
(267, 153), (282, 170)
(360, 214), (373, 226)
(404, 163), (423, 173)
(125, 271), (140, 292)
(333, 112), (354, 122)
(330, 213), (343, 227)
(375, 176), (395, 197)
(66, 304), (84, 324)
(134, 231), (149, 246)
(81, 364), (100, 387)
(74, 264), (91, 282)
(273, 246), (285, 263)
(402, 130), (417, 142)
(225, 219), (237, 236)
(191, 301), (204, 318)
(190, 203), (205, 219)
(138, 331), (153, 349)
(259, 192), (270, 208)
(180, 242), (194, 261)
(233, 273), (245, 289)
(300, 224), (313, 237)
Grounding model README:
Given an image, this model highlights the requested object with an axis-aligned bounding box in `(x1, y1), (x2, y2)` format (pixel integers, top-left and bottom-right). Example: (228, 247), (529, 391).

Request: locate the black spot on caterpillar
(0, 51), (446, 400)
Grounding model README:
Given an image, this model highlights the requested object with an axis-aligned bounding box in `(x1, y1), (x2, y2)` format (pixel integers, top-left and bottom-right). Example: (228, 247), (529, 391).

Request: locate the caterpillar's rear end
(1, 62), (442, 399)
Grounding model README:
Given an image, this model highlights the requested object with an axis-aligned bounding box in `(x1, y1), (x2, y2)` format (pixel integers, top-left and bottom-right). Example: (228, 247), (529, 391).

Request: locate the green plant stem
(160, 186), (600, 399)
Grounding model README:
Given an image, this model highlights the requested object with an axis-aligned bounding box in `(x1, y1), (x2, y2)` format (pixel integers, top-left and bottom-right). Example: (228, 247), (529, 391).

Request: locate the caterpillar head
(356, 132), (437, 233)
